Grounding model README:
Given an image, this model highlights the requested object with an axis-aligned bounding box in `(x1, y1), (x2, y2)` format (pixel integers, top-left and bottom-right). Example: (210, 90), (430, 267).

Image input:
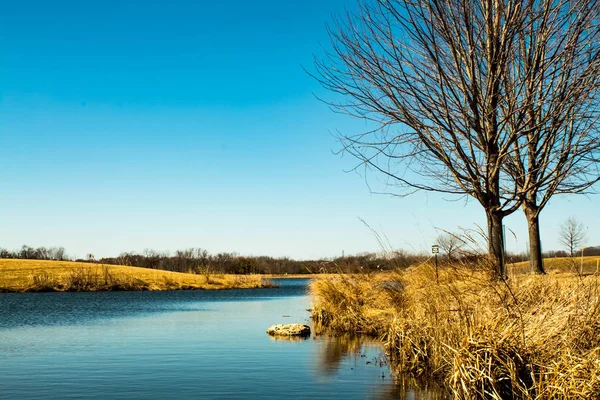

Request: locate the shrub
(30, 270), (61, 291)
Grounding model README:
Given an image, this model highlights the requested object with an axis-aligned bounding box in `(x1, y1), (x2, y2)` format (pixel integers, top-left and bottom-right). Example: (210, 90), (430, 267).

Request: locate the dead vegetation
(0, 259), (275, 292)
(311, 261), (600, 399)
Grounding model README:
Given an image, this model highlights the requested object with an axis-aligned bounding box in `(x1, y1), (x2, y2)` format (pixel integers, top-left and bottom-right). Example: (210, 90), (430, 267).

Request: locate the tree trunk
(569, 238), (575, 257)
(486, 211), (505, 278)
(524, 205), (546, 274)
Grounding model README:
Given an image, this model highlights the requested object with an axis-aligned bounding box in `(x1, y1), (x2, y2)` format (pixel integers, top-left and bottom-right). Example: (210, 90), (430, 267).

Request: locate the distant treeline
(0, 245), (422, 275)
(505, 247), (600, 264)
(2, 244), (599, 275)
(98, 249), (425, 275)
(544, 247), (600, 257)
(0, 245), (68, 261)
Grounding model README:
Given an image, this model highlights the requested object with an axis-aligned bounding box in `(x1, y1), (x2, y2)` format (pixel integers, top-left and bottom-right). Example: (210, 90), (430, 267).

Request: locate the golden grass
(509, 255), (600, 276)
(0, 259), (275, 292)
(311, 262), (600, 399)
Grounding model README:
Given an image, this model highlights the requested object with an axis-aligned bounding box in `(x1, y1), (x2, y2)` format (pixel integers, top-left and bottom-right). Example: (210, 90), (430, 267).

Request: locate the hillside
(0, 259), (273, 292)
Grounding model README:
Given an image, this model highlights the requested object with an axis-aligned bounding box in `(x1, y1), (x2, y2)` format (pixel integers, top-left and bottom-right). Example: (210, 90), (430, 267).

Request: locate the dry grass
(509, 255), (600, 276)
(0, 259), (275, 292)
(311, 262), (600, 399)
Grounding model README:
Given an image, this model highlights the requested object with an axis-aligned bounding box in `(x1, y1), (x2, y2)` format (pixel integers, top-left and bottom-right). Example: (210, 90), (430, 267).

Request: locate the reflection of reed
(315, 326), (365, 375)
(371, 373), (449, 400)
(315, 325), (449, 398)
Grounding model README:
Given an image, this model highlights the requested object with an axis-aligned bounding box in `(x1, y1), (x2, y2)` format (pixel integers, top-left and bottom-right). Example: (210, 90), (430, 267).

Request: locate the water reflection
(313, 325), (449, 399)
(267, 334), (310, 342)
(0, 279), (448, 399)
(315, 332), (367, 375)
(384, 375), (449, 400)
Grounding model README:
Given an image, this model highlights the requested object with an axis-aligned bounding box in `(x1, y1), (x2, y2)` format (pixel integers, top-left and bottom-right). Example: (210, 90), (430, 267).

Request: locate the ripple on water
(0, 279), (444, 399)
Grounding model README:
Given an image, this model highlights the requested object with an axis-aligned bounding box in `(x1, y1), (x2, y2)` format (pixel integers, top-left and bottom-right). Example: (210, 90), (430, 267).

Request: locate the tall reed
(311, 263), (600, 399)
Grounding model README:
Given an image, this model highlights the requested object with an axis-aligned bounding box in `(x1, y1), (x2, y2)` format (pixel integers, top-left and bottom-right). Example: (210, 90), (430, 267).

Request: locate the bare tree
(559, 217), (586, 257)
(436, 232), (462, 260)
(49, 247), (67, 261)
(501, 1), (600, 274)
(143, 249), (162, 269)
(312, 0), (600, 277)
(116, 252), (133, 266)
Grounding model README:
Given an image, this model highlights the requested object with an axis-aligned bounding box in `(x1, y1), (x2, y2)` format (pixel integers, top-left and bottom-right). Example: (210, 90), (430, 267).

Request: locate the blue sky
(1, 0), (598, 259)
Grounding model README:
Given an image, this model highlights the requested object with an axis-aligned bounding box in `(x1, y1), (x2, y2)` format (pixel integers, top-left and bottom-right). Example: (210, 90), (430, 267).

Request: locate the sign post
(432, 245), (439, 284)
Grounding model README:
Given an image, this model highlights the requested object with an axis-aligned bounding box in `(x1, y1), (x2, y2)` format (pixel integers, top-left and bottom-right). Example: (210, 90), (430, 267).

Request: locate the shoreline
(262, 273), (336, 279)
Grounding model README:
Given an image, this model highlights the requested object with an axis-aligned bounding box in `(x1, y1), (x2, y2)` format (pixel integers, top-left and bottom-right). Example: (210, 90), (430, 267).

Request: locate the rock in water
(266, 324), (311, 337)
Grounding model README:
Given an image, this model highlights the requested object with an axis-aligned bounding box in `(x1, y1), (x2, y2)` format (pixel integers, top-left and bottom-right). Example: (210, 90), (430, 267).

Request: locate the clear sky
(1, 0), (598, 260)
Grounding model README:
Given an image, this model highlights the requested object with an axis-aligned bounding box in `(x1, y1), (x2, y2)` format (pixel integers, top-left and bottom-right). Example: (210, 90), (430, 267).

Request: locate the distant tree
(143, 249), (162, 269)
(0, 248), (12, 259)
(115, 252), (133, 266)
(436, 232), (461, 260)
(559, 217), (586, 257)
(19, 245), (36, 259)
(48, 247), (67, 261)
(585, 246), (600, 257)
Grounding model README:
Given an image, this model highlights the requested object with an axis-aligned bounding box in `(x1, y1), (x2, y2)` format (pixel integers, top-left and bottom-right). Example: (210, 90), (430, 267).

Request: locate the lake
(0, 278), (437, 399)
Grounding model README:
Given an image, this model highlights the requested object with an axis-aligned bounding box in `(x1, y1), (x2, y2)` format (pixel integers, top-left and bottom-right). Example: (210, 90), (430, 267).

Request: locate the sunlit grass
(311, 261), (600, 399)
(0, 259), (274, 292)
(509, 255), (600, 276)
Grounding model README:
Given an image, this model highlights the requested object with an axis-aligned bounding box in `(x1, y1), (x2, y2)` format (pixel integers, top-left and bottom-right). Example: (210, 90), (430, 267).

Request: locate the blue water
(0, 279), (436, 399)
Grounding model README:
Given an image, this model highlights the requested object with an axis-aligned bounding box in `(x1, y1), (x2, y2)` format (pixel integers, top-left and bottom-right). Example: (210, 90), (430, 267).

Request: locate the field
(311, 257), (600, 399)
(0, 259), (274, 292)
(509, 255), (600, 275)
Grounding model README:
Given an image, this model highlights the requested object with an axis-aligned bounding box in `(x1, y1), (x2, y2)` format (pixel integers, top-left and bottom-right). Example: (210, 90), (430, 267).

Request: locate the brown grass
(0, 259), (275, 292)
(311, 261), (600, 399)
(509, 255), (600, 276)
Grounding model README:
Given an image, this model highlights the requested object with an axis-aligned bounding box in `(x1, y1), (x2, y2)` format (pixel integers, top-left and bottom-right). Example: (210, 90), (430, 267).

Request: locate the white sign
(432, 245), (439, 254)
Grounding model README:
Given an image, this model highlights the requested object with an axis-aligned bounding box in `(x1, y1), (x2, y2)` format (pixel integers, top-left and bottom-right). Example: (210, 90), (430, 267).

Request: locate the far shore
(3, 256), (598, 293)
(262, 273), (336, 279)
(0, 259), (275, 293)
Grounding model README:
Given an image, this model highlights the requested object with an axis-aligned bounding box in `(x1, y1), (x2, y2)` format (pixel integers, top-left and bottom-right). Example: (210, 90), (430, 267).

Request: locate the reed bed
(0, 259), (275, 292)
(311, 263), (600, 399)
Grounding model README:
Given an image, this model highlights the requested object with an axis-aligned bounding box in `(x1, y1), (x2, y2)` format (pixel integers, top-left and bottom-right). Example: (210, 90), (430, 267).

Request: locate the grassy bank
(0, 259), (275, 292)
(311, 262), (600, 399)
